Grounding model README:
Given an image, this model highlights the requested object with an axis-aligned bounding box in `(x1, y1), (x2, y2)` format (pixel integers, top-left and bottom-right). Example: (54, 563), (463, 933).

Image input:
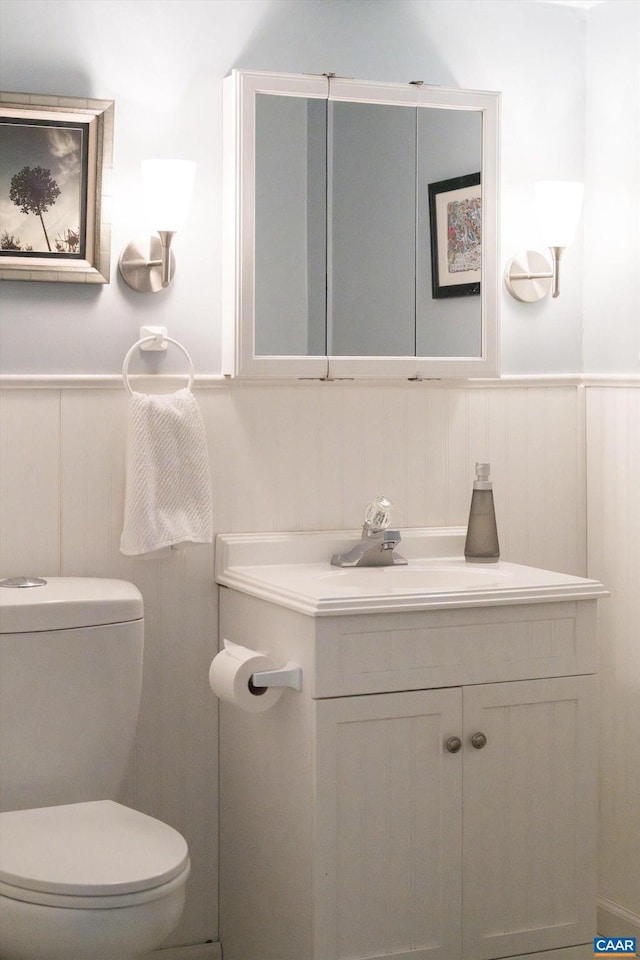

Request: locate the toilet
(0, 577), (190, 960)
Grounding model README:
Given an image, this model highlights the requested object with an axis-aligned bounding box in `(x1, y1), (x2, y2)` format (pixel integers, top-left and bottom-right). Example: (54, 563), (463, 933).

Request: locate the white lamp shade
(535, 180), (584, 248)
(141, 159), (196, 232)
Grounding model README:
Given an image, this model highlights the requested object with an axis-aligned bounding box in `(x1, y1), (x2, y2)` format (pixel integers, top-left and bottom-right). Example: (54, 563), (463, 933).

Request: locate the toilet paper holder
(251, 662), (303, 692)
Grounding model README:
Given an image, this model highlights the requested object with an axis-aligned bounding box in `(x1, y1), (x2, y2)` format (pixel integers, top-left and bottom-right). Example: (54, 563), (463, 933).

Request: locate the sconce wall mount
(504, 246), (565, 302)
(119, 233), (177, 294)
(119, 160), (195, 294)
(504, 181), (583, 304)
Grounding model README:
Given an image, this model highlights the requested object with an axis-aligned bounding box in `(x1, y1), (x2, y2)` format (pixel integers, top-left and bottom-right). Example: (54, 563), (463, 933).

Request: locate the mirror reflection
(417, 109), (482, 358)
(329, 101), (416, 357)
(255, 95), (326, 356)
(254, 91), (483, 361)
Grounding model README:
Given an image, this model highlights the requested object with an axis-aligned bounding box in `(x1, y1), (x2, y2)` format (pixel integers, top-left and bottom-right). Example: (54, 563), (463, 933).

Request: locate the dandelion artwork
(0, 94), (113, 283)
(0, 119), (87, 257)
(428, 172), (482, 299)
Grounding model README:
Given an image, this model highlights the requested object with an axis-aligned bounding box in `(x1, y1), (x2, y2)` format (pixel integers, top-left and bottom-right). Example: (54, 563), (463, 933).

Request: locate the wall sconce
(504, 181), (584, 302)
(119, 159), (196, 293)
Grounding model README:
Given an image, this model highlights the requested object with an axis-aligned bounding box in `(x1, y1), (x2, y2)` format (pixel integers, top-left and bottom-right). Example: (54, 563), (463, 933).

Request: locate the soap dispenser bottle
(464, 462), (500, 563)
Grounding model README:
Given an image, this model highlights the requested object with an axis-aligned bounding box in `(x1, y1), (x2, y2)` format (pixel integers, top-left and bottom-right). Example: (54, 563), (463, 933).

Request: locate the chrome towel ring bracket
(122, 328), (195, 396)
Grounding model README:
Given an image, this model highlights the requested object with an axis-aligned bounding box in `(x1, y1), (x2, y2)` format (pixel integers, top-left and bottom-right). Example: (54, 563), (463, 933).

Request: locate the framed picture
(0, 92), (114, 284)
(428, 172), (481, 299)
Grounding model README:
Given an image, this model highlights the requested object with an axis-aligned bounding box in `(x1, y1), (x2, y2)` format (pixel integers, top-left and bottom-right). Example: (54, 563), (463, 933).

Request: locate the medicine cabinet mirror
(223, 70), (500, 379)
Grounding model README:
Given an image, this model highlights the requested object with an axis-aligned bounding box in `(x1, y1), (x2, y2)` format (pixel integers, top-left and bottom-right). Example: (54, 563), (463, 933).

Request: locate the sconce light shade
(141, 159), (196, 232)
(119, 158), (196, 294)
(504, 179), (584, 303)
(535, 180), (584, 248)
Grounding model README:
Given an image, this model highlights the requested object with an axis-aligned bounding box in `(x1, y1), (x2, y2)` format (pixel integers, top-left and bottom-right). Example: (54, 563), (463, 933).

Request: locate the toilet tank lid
(0, 577), (143, 633)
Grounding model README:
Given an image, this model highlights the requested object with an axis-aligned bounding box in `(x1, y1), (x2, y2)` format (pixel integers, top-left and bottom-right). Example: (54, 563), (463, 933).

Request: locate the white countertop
(215, 529), (608, 617)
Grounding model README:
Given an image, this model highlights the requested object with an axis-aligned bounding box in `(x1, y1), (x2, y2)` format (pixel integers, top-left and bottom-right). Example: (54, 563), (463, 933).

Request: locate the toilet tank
(0, 578), (143, 812)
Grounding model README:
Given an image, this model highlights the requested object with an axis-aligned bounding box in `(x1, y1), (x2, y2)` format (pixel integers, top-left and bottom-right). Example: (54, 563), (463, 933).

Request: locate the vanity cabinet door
(314, 687), (463, 960)
(462, 676), (597, 960)
(312, 677), (596, 960)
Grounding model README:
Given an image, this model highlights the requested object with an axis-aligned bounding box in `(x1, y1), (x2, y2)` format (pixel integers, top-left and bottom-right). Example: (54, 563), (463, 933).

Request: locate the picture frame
(0, 92), (114, 284)
(428, 172), (481, 299)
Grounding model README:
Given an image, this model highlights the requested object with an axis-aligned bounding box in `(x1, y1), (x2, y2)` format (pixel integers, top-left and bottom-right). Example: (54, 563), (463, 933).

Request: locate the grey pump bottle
(464, 462), (500, 563)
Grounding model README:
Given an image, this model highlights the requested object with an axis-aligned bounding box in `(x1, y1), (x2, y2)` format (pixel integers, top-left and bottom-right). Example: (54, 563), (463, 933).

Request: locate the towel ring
(122, 336), (195, 396)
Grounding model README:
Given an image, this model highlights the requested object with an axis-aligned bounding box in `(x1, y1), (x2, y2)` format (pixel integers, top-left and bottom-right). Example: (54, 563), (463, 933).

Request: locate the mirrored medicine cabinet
(222, 70), (500, 379)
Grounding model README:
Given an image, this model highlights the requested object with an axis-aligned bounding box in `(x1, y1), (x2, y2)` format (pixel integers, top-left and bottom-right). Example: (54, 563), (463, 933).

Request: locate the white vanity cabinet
(216, 531), (606, 960)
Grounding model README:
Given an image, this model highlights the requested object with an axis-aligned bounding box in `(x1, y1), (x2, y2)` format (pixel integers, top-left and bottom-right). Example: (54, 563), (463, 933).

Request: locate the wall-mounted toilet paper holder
(251, 662), (303, 692)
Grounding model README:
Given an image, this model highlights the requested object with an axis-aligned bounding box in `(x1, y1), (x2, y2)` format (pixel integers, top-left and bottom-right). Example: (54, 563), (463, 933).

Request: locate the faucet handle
(382, 529), (401, 549)
(363, 496), (393, 533)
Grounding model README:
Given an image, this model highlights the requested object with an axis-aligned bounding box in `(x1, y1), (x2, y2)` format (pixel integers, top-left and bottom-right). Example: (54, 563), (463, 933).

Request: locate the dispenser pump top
(473, 462), (493, 490)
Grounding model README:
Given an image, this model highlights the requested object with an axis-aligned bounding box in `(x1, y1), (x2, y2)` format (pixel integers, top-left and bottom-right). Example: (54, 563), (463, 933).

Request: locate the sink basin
(313, 561), (509, 593)
(215, 528), (608, 616)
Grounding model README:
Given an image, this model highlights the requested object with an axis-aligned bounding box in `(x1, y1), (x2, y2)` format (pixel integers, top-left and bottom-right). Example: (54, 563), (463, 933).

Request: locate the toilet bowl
(0, 577), (191, 959)
(0, 801), (190, 960)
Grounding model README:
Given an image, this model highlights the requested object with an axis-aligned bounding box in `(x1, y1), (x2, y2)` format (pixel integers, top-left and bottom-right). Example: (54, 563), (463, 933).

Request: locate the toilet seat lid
(0, 800), (189, 897)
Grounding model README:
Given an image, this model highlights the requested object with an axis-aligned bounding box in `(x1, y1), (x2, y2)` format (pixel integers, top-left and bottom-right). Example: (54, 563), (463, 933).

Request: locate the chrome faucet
(331, 496), (407, 568)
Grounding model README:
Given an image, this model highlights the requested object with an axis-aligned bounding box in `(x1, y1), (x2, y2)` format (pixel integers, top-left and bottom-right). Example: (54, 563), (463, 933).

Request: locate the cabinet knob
(471, 731), (487, 749)
(445, 736), (462, 754)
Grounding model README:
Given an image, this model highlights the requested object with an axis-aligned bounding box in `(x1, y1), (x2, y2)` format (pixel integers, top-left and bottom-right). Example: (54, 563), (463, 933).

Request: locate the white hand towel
(120, 388), (213, 557)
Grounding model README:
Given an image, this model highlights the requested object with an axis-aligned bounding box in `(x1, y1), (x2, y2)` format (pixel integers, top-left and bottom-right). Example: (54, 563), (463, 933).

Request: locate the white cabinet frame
(222, 70), (500, 380)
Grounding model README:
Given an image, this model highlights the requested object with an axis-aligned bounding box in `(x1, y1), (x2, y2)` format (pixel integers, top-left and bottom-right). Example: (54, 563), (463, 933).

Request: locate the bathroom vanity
(215, 529), (607, 960)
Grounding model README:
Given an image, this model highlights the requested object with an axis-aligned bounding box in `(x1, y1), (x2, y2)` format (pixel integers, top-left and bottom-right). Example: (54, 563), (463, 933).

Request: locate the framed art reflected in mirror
(428, 172), (481, 299)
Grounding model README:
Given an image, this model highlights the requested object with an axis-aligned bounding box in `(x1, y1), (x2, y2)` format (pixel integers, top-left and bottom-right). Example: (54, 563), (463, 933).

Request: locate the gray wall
(583, 0), (640, 373)
(3, 0), (637, 377)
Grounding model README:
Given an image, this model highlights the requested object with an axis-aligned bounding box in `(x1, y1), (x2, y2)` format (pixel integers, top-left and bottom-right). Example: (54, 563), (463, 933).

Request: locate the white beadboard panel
(130, 542), (218, 947)
(0, 389), (61, 577)
(503, 389), (530, 561)
(586, 385), (640, 923)
(0, 379), (587, 950)
(219, 383), (583, 577)
(498, 387), (584, 574)
(60, 389), (133, 577)
(58, 388), (218, 946)
(197, 387), (232, 535)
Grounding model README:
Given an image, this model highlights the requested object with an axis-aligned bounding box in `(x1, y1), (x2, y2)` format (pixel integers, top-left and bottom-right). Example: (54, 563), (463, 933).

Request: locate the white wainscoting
(0, 378), (609, 946)
(586, 384), (640, 937)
